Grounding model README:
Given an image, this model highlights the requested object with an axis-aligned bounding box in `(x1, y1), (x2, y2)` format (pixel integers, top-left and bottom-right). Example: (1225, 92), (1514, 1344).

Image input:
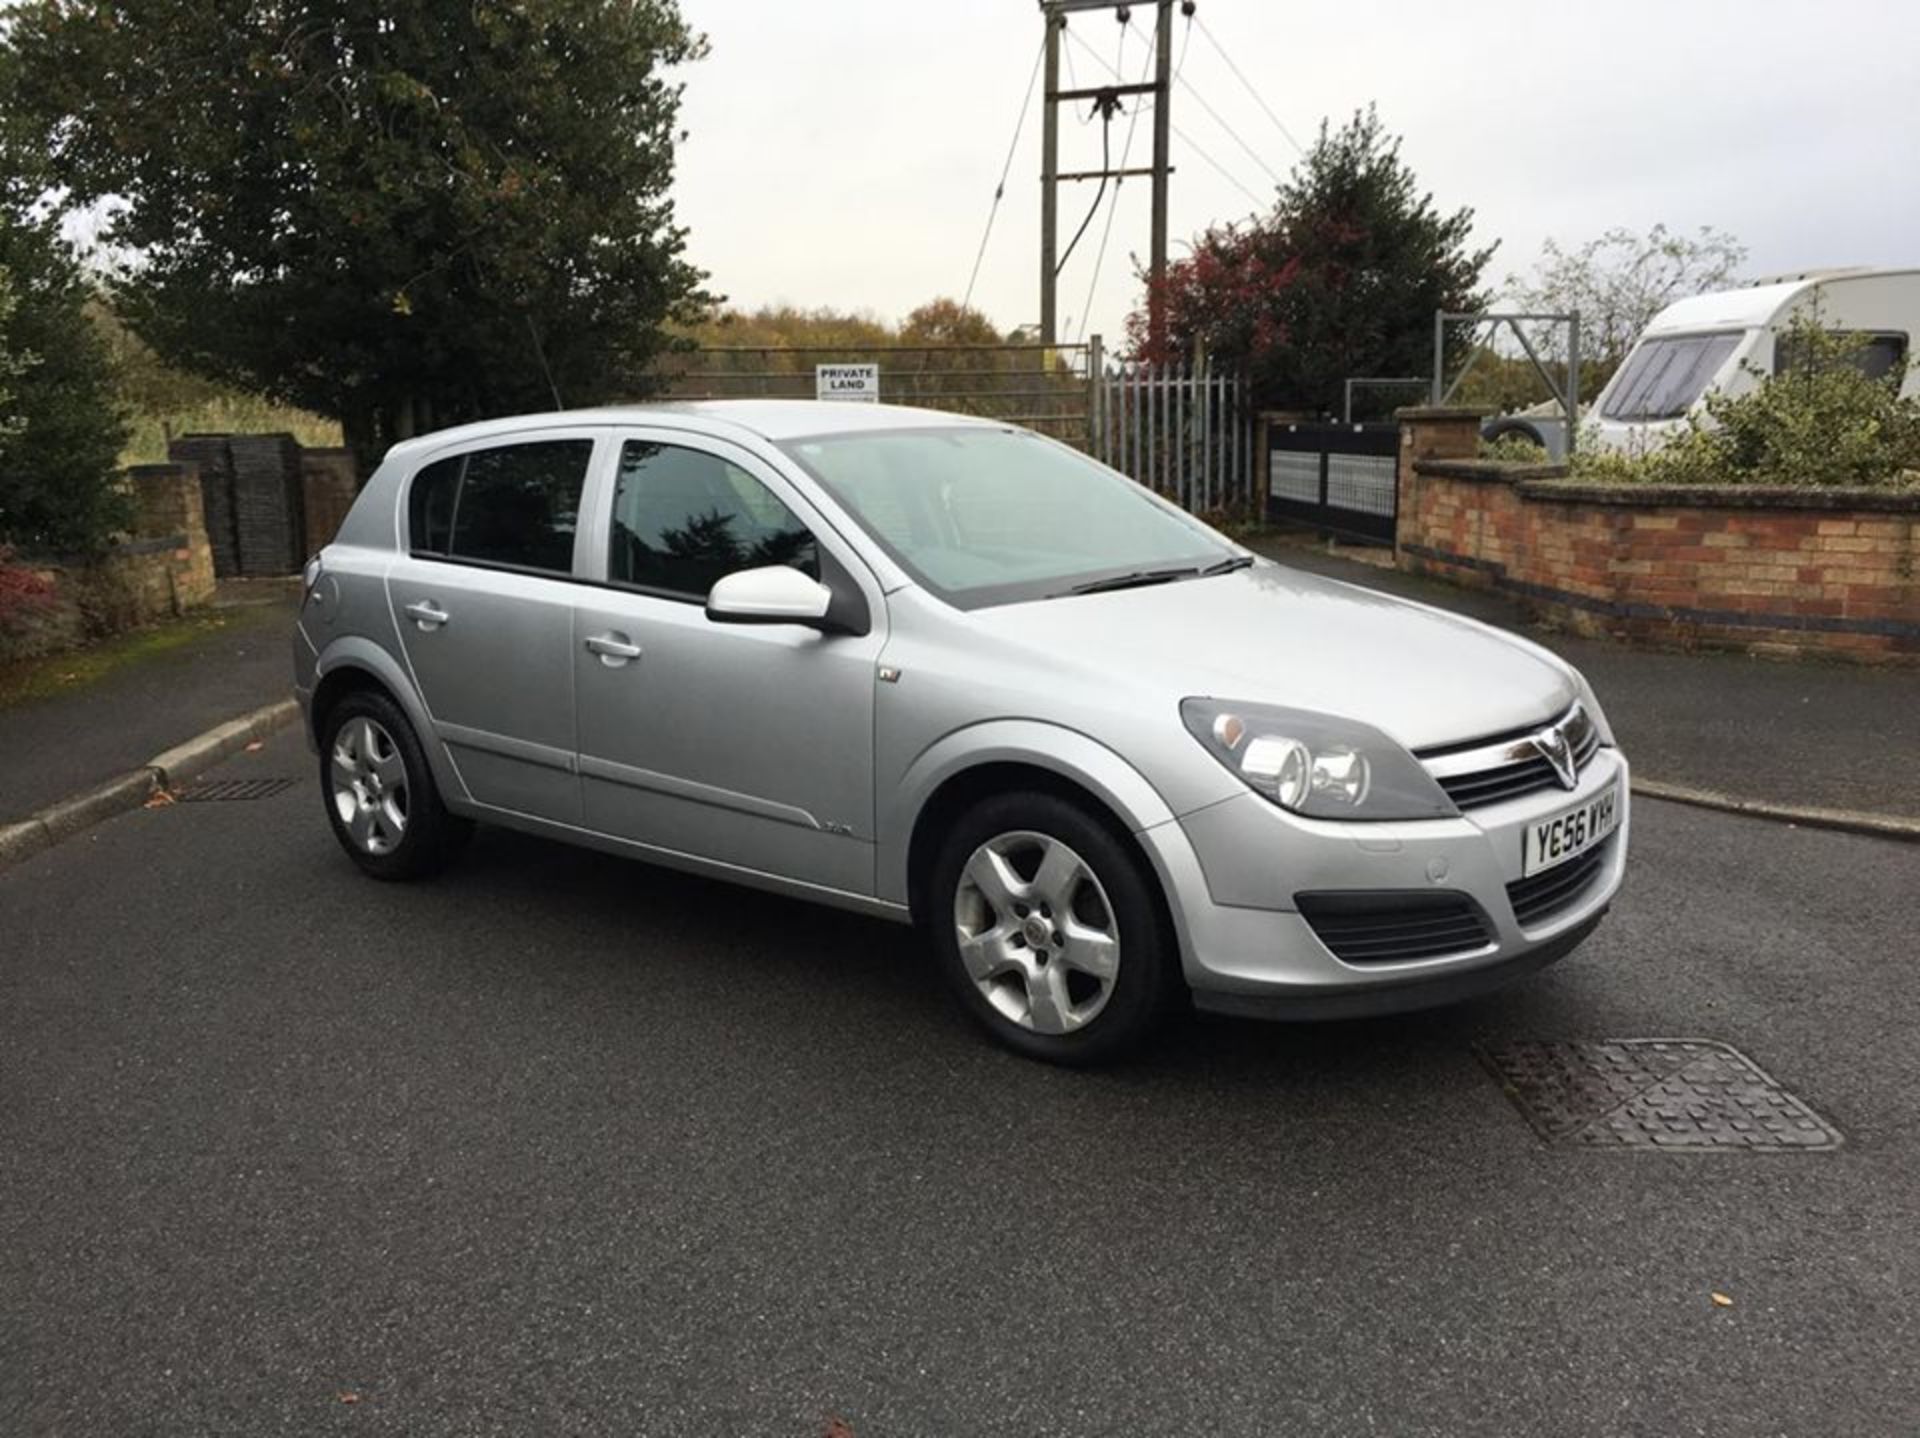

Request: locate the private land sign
(816, 364), (880, 403)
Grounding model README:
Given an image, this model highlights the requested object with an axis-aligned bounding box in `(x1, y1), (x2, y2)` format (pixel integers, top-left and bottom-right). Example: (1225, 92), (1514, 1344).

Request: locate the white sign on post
(816, 363), (880, 403)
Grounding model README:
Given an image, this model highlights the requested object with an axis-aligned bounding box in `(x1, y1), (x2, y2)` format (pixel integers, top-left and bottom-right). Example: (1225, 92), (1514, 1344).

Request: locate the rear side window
(407, 439), (593, 575)
(609, 440), (818, 599)
(1601, 333), (1742, 421)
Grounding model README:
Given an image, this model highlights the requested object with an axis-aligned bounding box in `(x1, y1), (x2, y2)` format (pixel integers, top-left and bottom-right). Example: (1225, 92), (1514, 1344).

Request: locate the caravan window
(1601, 333), (1742, 422)
(1774, 331), (1909, 386)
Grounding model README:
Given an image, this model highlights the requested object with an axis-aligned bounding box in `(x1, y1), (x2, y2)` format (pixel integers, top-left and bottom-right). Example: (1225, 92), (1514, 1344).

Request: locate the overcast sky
(669, 0), (1917, 344)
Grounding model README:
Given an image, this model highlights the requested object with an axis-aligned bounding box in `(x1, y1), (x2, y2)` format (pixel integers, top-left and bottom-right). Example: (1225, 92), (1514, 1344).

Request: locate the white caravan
(1585, 266), (1919, 454)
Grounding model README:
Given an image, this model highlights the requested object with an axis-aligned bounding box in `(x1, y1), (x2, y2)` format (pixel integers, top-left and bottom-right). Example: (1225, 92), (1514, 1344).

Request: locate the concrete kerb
(1632, 778), (1920, 845)
(0, 698), (300, 873)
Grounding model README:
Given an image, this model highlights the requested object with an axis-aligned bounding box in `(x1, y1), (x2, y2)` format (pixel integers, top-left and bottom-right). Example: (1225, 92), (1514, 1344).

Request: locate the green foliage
(1478, 431), (1551, 463)
(0, 211), (130, 554)
(3, 0), (711, 469)
(1570, 313), (1920, 489)
(1512, 224), (1746, 390)
(1125, 105), (1493, 413)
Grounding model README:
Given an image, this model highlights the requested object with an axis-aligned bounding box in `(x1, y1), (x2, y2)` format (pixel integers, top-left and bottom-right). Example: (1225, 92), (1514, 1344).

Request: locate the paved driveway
(3, 730), (1915, 1435)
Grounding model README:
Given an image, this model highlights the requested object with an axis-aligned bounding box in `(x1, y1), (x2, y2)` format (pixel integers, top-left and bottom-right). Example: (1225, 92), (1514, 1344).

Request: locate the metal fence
(1264, 421), (1400, 545)
(658, 342), (1096, 449)
(1091, 358), (1254, 516)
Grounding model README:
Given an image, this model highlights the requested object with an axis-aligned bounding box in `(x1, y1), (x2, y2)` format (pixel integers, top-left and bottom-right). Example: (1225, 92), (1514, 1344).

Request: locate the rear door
(570, 429), (885, 895)
(387, 430), (605, 823)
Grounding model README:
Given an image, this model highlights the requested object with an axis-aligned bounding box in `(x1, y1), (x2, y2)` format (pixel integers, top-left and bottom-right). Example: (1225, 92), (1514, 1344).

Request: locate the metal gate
(1091, 358), (1254, 516)
(1264, 421), (1399, 545)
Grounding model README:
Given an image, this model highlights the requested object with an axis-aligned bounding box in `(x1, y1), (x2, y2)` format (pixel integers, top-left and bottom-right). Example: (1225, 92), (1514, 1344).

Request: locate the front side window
(609, 440), (819, 598)
(782, 426), (1233, 608)
(1600, 332), (1742, 421)
(406, 438), (593, 575)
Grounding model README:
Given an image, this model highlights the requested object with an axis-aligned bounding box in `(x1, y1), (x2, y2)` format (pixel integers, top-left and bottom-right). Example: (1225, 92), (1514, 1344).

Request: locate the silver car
(294, 401), (1628, 1063)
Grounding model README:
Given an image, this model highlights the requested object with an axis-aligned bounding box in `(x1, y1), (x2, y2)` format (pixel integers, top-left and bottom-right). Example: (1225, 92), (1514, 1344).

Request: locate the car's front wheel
(320, 690), (470, 880)
(928, 791), (1178, 1064)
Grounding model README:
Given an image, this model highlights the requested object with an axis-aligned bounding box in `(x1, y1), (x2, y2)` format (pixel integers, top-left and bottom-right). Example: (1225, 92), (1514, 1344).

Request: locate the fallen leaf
(244, 740), (264, 752)
(824, 1420), (855, 1438)
(143, 790), (176, 809)
(1711, 1291), (1734, 1308)
(339, 1391), (362, 1404)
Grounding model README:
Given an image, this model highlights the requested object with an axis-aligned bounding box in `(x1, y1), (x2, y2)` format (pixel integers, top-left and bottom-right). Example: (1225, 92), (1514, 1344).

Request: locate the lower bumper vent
(1507, 838), (1615, 928)
(1296, 891), (1494, 965)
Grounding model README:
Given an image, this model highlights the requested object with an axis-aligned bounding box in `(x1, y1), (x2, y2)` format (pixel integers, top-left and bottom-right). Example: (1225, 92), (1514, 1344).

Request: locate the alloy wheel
(329, 716), (410, 857)
(952, 830), (1122, 1035)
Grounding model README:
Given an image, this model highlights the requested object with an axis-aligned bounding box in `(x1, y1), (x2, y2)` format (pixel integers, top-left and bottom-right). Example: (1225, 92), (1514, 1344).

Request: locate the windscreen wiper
(1066, 554), (1253, 596)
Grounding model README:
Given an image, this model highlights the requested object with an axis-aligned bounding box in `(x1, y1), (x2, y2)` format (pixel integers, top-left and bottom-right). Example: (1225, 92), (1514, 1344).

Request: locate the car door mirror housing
(706, 565), (839, 629)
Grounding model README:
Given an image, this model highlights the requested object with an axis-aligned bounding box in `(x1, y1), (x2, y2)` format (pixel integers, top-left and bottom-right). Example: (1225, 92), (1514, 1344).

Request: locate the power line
(1174, 69), (1284, 186)
(1061, 23), (1267, 212)
(1194, 14), (1305, 156)
(962, 32), (1047, 313)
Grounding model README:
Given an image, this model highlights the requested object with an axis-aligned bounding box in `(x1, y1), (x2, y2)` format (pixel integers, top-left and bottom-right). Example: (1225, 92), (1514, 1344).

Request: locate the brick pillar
(1394, 406), (1487, 552)
(124, 462), (217, 611)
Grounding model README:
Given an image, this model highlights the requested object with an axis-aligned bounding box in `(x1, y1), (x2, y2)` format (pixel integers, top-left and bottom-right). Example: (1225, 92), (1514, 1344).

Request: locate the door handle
(404, 600), (450, 630)
(584, 632), (642, 663)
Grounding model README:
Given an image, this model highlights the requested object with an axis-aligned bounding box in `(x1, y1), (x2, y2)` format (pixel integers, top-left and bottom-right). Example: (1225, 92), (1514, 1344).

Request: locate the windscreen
(782, 427), (1234, 608)
(1600, 332), (1743, 421)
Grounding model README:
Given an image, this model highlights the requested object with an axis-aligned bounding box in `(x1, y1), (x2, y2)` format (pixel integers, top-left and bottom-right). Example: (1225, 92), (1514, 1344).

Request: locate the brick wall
(1394, 410), (1920, 662)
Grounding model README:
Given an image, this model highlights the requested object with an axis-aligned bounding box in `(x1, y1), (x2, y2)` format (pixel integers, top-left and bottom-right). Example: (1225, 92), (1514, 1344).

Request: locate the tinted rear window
(407, 439), (593, 575)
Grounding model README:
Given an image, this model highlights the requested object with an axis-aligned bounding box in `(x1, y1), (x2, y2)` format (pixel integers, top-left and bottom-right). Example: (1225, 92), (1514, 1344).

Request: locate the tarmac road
(3, 728), (1915, 1436)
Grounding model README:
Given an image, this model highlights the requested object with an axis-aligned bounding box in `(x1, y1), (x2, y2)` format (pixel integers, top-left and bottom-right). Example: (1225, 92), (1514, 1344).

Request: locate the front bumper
(1141, 748), (1630, 1018)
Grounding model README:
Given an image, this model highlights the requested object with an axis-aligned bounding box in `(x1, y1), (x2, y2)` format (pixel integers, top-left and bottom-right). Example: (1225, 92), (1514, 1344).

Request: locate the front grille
(1423, 707), (1602, 812)
(1296, 891), (1494, 965)
(1506, 837), (1615, 928)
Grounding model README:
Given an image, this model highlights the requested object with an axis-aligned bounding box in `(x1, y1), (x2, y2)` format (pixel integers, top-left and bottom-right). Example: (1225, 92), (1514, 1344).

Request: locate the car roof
(384, 399), (1002, 462)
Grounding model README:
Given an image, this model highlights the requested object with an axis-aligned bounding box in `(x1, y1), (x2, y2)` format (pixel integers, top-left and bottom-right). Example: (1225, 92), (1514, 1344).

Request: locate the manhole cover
(172, 778), (298, 803)
(1477, 1039), (1841, 1151)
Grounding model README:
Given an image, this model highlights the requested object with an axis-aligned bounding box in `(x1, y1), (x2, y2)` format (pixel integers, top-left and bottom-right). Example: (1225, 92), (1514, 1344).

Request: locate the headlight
(1181, 698), (1458, 821)
(1565, 667), (1615, 747)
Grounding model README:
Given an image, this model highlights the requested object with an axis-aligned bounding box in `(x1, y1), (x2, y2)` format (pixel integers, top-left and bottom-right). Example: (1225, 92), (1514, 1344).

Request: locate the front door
(387, 433), (602, 823)
(572, 431), (883, 895)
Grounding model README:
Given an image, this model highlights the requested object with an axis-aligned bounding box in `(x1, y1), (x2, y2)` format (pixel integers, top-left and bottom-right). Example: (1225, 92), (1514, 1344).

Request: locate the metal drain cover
(1477, 1039), (1841, 1151)
(172, 778), (298, 803)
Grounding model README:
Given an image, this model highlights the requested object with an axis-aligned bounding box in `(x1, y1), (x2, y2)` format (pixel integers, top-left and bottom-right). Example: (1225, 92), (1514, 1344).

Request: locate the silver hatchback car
(294, 401), (1628, 1063)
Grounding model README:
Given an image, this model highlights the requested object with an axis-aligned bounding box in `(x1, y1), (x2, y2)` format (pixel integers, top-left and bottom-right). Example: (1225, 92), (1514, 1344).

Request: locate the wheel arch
(309, 637), (469, 805)
(889, 721), (1178, 925)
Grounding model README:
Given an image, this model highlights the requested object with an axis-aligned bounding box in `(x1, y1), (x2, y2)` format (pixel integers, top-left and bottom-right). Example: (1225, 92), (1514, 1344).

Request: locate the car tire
(927, 790), (1179, 1065)
(319, 690), (471, 881)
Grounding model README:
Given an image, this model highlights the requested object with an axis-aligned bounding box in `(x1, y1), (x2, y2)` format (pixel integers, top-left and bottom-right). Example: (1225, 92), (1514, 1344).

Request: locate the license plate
(1522, 783), (1621, 877)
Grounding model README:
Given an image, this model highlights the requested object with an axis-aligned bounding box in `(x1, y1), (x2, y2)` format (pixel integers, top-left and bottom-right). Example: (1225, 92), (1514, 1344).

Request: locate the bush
(1572, 313), (1920, 488)
(0, 212), (131, 553)
(1478, 431), (1551, 463)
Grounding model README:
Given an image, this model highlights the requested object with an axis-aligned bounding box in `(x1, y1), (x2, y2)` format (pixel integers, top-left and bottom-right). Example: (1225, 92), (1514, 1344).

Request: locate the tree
(0, 210), (129, 554)
(1511, 224), (1746, 384)
(1125, 106), (1493, 413)
(900, 298), (1002, 348)
(2, 0), (711, 472)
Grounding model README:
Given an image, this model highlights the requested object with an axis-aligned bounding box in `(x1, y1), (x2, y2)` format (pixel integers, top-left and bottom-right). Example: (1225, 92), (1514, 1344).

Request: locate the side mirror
(705, 565), (837, 628)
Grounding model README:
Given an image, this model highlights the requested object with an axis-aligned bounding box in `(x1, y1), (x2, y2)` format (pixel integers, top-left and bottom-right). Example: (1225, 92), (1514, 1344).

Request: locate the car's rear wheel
(928, 790), (1178, 1064)
(320, 690), (470, 880)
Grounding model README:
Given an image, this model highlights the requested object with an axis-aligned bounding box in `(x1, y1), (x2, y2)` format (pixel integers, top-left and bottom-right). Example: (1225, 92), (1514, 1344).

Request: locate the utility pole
(1149, 0), (1173, 356)
(1035, 0), (1177, 348)
(1038, 8), (1062, 347)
